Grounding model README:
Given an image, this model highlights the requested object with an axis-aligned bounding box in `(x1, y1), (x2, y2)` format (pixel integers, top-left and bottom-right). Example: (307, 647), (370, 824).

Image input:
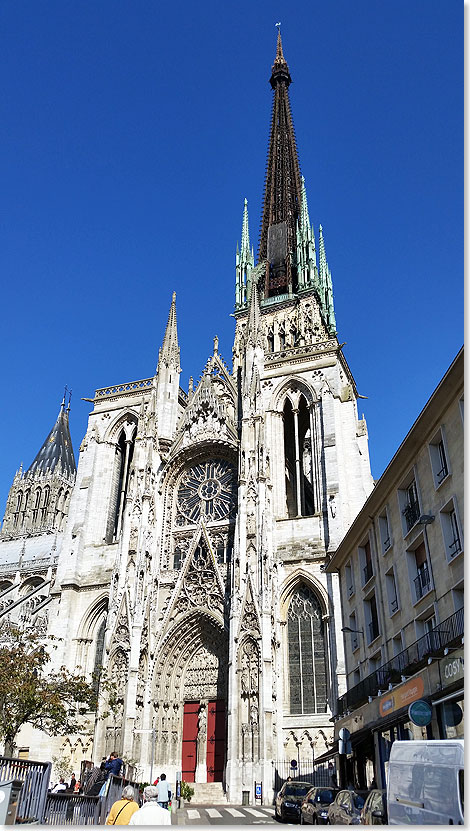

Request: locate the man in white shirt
(129, 785), (171, 826)
(51, 778), (66, 793)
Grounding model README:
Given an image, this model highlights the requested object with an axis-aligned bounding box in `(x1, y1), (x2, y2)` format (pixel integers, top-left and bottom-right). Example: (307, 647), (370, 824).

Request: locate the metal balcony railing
(336, 607), (464, 717)
(363, 561), (373, 584)
(402, 499), (420, 532)
(414, 562), (431, 600)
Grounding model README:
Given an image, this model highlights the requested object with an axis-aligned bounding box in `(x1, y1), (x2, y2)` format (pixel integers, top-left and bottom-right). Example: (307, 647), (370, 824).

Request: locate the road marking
(207, 808), (223, 817)
(225, 807), (245, 817)
(244, 808), (267, 816)
(187, 809), (201, 819)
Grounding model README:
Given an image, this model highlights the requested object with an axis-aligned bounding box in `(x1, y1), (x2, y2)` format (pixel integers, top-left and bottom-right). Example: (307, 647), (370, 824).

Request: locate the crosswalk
(185, 806), (274, 821)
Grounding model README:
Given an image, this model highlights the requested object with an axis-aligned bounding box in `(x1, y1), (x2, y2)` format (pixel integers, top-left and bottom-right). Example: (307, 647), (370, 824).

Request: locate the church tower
(227, 31), (373, 798)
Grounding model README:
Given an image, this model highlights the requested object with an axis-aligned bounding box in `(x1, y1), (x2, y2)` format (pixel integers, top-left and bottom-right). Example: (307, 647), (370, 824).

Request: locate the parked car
(275, 781), (312, 823)
(327, 790), (366, 825)
(360, 790), (387, 825)
(300, 787), (339, 824)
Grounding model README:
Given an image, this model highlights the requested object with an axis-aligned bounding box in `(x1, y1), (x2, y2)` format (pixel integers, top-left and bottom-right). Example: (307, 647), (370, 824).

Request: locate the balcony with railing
(414, 561), (431, 600)
(336, 607), (464, 717)
(363, 560), (373, 585)
(402, 498), (420, 532)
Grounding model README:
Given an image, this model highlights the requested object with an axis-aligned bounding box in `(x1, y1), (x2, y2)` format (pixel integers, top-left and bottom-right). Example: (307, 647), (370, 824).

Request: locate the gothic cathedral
(0, 34), (373, 801)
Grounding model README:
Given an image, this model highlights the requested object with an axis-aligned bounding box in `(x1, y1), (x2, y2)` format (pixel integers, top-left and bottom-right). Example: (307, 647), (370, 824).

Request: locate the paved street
(172, 804), (277, 825)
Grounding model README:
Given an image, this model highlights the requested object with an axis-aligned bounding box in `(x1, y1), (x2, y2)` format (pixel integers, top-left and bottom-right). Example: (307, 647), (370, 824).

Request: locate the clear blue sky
(0, 0), (462, 514)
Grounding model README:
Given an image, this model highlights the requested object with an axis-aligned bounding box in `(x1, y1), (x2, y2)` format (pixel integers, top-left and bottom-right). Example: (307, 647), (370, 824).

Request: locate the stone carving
(176, 460), (237, 526)
(174, 544), (224, 616)
(183, 646), (223, 700)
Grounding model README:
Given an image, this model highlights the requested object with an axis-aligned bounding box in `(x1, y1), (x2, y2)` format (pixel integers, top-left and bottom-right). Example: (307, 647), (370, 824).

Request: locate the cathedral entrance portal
(181, 699), (226, 783)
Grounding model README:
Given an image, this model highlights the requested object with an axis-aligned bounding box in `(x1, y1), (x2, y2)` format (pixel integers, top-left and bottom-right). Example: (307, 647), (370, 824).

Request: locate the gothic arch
(77, 593), (109, 641)
(271, 376), (317, 413)
(104, 410), (139, 445)
(279, 570), (329, 621)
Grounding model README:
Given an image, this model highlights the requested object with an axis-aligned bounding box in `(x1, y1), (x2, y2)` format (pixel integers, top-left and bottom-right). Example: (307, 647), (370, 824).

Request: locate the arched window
(106, 421), (136, 543)
(14, 491), (23, 527)
(41, 486), (50, 525)
(32, 489), (41, 526)
(283, 394), (315, 518)
(92, 618), (107, 698)
(287, 585), (327, 714)
(54, 488), (63, 529)
(22, 490), (30, 527)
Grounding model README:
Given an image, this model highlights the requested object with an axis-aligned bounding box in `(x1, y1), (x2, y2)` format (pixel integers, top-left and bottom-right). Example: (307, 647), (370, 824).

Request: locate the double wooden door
(181, 700), (225, 783)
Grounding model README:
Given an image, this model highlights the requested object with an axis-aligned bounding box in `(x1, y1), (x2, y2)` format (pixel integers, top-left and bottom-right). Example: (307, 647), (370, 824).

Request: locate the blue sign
(290, 759), (298, 769)
(408, 698), (432, 726)
(255, 783), (262, 799)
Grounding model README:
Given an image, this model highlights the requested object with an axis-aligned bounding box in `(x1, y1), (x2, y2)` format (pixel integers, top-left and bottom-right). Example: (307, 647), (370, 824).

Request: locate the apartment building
(326, 348), (464, 790)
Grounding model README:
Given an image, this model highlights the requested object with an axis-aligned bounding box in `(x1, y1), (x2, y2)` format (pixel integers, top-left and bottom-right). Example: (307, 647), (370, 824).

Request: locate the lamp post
(133, 728), (156, 783)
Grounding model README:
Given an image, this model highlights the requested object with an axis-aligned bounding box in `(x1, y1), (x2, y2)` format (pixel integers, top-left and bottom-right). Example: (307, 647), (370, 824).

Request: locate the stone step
(188, 782), (228, 804)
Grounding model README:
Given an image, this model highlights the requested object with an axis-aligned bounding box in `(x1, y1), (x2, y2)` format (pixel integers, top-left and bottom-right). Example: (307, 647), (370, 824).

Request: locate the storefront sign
(379, 676), (424, 718)
(439, 649), (464, 688)
(408, 698), (432, 726)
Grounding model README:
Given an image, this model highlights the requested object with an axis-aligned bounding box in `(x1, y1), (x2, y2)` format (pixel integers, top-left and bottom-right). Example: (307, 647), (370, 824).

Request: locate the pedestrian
(51, 778), (66, 793)
(105, 751), (124, 778)
(105, 785), (140, 826)
(74, 779), (82, 793)
(84, 762), (107, 796)
(129, 785), (171, 826)
(156, 773), (171, 809)
(69, 773), (76, 791)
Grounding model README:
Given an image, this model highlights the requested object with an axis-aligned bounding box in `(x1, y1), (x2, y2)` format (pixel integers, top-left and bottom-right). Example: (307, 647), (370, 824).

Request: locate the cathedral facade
(0, 34), (373, 801)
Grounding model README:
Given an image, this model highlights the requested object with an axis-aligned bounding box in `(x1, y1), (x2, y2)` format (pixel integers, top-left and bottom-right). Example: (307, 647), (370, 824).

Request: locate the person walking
(83, 761), (107, 796)
(105, 785), (140, 826)
(156, 773), (171, 809)
(129, 785), (171, 826)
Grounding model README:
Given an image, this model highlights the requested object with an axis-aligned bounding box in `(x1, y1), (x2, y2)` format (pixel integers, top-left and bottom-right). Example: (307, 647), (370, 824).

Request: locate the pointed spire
(259, 31), (302, 297)
(26, 395), (77, 479)
(318, 225), (336, 333)
(235, 199), (254, 308)
(158, 291), (180, 370)
(299, 176), (310, 236)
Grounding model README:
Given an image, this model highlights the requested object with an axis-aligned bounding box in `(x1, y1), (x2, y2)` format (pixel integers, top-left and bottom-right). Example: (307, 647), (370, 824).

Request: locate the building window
(411, 541), (432, 601)
(41, 486), (50, 525)
(440, 499), (463, 561)
(385, 568), (400, 615)
(399, 475), (421, 535)
(106, 421), (137, 543)
(345, 561), (355, 598)
(364, 594), (380, 644)
(32, 489), (41, 527)
(378, 511), (392, 553)
(392, 632), (403, 656)
(359, 537), (373, 586)
(429, 429), (450, 487)
(287, 585), (327, 715)
(348, 612), (360, 651)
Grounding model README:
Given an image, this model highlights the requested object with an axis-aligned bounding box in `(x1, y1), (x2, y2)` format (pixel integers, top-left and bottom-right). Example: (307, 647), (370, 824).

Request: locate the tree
(0, 626), (96, 756)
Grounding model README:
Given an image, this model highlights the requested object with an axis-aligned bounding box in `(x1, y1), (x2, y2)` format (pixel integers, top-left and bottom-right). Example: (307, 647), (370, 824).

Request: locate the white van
(387, 739), (464, 825)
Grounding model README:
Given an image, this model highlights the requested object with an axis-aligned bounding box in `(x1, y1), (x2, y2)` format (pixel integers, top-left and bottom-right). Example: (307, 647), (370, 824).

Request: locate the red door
(182, 701), (199, 782)
(206, 700), (226, 783)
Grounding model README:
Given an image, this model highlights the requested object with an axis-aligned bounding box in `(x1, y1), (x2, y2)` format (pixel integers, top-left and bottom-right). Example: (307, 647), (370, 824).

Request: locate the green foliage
(180, 781), (194, 801)
(0, 627), (96, 755)
(51, 754), (74, 781)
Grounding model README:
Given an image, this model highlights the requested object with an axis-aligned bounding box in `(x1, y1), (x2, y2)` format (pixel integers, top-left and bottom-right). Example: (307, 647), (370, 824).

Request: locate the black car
(360, 790), (387, 825)
(300, 787), (339, 824)
(275, 781), (312, 822)
(328, 790), (367, 825)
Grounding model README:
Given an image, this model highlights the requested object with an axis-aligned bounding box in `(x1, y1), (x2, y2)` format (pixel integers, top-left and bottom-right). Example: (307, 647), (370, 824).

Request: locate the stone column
(195, 701), (208, 783)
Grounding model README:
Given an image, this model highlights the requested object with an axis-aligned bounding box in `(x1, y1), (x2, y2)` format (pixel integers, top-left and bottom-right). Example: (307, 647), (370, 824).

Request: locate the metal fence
(99, 774), (141, 824)
(0, 756), (51, 823)
(273, 760), (333, 793)
(44, 792), (100, 825)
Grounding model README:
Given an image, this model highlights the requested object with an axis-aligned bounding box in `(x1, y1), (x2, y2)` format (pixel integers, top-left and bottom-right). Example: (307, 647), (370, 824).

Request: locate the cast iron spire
(258, 30), (303, 297)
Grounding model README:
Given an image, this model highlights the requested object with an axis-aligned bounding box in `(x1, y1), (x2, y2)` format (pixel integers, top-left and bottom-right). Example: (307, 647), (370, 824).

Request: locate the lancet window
(106, 420), (136, 543)
(283, 395), (315, 517)
(287, 585), (327, 714)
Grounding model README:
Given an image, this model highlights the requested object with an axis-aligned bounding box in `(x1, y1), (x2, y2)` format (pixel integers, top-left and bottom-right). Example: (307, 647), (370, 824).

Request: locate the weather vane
(275, 22), (281, 30)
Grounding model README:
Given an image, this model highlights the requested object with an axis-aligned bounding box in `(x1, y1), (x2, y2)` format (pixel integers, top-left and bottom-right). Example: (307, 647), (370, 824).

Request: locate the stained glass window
(287, 585), (327, 714)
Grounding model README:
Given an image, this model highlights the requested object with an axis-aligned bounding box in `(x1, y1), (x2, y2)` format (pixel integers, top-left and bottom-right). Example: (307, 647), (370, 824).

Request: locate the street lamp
(341, 626), (364, 635)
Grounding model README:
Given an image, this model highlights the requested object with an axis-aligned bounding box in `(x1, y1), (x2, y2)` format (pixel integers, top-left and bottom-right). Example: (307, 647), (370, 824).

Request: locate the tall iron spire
(258, 30), (303, 298)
